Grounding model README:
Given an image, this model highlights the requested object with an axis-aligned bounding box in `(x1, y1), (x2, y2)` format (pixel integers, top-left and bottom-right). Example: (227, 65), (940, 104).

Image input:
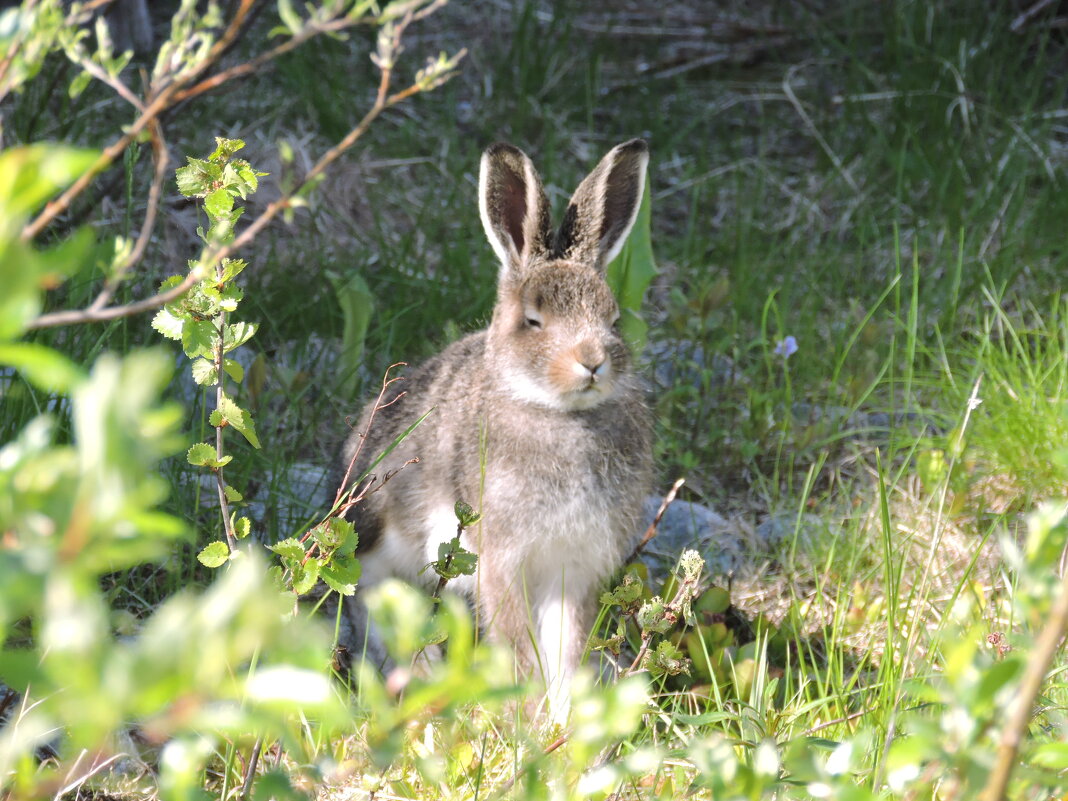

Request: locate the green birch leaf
(269, 537), (305, 562)
(197, 540), (230, 568)
(323, 555), (361, 585)
(235, 162), (262, 195)
(176, 158), (216, 197)
(208, 137), (244, 161)
(204, 187), (234, 219)
(218, 284), (242, 312)
(151, 306), (184, 340)
(216, 393), (261, 449)
(222, 358), (244, 382)
(191, 357), (217, 386)
(292, 559), (321, 595)
(313, 518), (357, 554)
(220, 259), (247, 283)
(187, 442), (231, 468)
(319, 565), (357, 596)
(181, 319), (216, 359)
(187, 442), (216, 466)
(223, 321), (257, 353)
(232, 516), (251, 540)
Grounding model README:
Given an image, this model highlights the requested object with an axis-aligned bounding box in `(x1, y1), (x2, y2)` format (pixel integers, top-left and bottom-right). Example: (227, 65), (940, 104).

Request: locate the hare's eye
(525, 317), (543, 329)
(524, 309), (544, 329)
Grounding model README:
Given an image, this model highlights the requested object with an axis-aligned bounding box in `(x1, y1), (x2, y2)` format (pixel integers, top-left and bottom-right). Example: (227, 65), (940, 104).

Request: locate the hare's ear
(553, 139), (648, 270)
(479, 143), (552, 280)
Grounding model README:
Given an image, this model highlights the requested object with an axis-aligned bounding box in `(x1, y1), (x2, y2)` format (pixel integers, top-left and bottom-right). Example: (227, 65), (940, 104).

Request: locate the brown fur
(334, 141), (653, 718)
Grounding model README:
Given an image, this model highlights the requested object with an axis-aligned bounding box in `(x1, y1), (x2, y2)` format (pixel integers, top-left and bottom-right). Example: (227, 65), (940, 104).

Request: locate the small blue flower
(774, 335), (798, 359)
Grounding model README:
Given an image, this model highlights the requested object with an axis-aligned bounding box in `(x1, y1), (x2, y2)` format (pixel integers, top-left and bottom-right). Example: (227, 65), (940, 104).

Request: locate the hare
(335, 140), (653, 717)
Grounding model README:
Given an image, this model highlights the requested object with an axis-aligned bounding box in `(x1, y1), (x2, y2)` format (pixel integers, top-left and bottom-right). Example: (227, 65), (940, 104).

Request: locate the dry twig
(27, 8), (464, 330)
(20, 0), (258, 242)
(980, 562), (1068, 801)
(625, 477), (686, 564)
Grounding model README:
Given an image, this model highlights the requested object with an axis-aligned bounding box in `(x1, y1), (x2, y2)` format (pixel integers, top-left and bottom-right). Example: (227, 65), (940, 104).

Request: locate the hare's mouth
(562, 382), (612, 410)
(500, 362), (614, 411)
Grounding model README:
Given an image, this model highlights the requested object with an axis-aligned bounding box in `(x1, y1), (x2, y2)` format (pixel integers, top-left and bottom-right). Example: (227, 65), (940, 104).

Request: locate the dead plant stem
(980, 557), (1068, 801)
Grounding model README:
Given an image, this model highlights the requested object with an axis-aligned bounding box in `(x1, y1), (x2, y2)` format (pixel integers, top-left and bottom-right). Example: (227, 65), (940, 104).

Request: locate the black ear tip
(615, 138), (649, 155)
(484, 142), (526, 160)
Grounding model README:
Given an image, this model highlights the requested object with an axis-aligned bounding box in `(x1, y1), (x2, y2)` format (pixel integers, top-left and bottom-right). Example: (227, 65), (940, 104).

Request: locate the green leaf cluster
(431, 535), (478, 582)
(156, 138), (266, 570)
(268, 518), (361, 597)
(420, 501), (481, 585)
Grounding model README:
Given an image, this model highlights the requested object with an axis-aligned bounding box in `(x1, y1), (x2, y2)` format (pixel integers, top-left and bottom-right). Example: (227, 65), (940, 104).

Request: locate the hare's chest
(480, 460), (627, 583)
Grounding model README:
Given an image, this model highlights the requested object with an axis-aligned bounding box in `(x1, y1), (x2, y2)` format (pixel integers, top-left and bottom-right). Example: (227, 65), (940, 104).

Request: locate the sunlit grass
(5, 0), (1068, 798)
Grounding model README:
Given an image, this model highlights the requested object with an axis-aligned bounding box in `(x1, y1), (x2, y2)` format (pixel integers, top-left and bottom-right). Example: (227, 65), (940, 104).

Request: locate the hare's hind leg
(332, 544), (396, 674)
(533, 588), (591, 722)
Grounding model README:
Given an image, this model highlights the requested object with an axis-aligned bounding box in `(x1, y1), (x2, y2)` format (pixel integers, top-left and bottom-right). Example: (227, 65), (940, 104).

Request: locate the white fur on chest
(482, 469), (620, 595)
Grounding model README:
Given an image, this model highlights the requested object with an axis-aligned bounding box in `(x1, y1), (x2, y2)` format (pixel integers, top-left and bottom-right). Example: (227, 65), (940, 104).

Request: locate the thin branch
(239, 737), (264, 801)
(491, 733), (569, 799)
(799, 705), (875, 737)
(74, 0), (118, 14)
(1011, 0), (1058, 31)
(980, 558), (1068, 801)
(624, 477), (685, 564)
(20, 0), (258, 242)
(27, 267), (205, 329)
(0, 0), (128, 105)
(24, 0), (464, 331)
(68, 53), (145, 111)
(623, 551), (703, 677)
(214, 314), (237, 552)
(0, 0), (40, 102)
(171, 16), (365, 105)
(336, 364), (408, 506)
(54, 750), (130, 801)
(26, 52), (459, 329)
(88, 119), (168, 312)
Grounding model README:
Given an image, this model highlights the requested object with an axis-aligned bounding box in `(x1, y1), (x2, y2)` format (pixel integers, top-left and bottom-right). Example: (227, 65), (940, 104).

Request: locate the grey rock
(636, 495), (743, 578)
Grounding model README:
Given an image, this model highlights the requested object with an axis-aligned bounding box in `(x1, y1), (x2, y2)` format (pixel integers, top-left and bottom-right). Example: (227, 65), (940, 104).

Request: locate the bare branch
(68, 53), (145, 111)
(336, 363), (409, 506)
(27, 266), (204, 329)
(172, 16), (365, 105)
(492, 734), (569, 799)
(624, 477), (685, 565)
(26, 35), (466, 330)
(214, 315), (237, 552)
(0, 0), (40, 102)
(20, 0), (258, 242)
(88, 120), (168, 312)
(1011, 0), (1058, 32)
(981, 561), (1068, 801)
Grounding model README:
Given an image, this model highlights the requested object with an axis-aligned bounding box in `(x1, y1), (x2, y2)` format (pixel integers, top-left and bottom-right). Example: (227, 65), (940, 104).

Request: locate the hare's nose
(581, 356), (605, 375)
(576, 344), (607, 377)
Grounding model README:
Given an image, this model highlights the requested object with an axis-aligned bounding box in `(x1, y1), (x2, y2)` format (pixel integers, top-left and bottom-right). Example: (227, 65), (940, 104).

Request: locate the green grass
(6, 0), (1068, 798)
